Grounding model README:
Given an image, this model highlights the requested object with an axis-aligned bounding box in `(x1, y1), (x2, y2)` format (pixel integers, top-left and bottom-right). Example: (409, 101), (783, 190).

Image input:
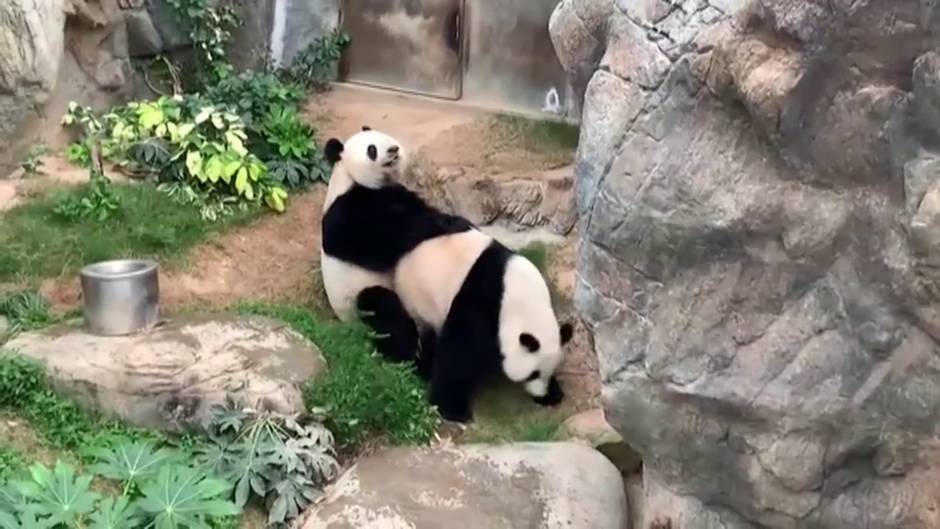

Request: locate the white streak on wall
(269, 0), (288, 67)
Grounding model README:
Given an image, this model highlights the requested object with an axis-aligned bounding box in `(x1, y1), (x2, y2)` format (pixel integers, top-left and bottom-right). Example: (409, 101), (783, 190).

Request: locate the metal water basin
(80, 259), (159, 336)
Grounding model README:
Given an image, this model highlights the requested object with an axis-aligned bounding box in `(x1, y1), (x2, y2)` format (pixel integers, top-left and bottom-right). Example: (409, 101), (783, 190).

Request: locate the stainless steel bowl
(80, 259), (159, 336)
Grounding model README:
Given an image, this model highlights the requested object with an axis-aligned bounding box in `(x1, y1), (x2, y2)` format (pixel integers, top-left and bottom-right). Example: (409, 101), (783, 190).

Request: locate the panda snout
(388, 145), (400, 155)
(382, 146), (401, 168)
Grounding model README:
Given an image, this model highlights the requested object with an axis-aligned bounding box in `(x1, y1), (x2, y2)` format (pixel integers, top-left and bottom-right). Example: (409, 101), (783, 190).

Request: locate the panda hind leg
(428, 321), (487, 423)
(355, 286), (419, 364)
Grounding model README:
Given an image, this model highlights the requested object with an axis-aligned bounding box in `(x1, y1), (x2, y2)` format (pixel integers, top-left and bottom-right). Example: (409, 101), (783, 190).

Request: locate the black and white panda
(319, 127), (573, 423)
(394, 229), (574, 423)
(319, 127), (470, 362)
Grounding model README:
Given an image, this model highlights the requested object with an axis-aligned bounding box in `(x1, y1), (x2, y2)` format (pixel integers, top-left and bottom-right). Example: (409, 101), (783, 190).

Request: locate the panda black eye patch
(519, 333), (540, 352)
(367, 145), (378, 161)
(525, 370), (541, 382)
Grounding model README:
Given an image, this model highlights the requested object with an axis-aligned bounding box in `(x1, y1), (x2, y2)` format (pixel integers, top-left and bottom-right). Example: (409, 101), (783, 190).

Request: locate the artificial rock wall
(551, 0), (940, 527)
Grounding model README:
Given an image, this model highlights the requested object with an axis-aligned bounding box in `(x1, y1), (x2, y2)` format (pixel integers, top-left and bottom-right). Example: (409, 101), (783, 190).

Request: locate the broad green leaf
(221, 159), (241, 184)
(195, 107), (213, 124)
(88, 441), (180, 485)
(155, 123), (168, 137)
(226, 132), (247, 156)
(204, 156), (225, 183)
(13, 462), (98, 527)
(247, 160), (264, 181)
(0, 511), (51, 529)
(211, 113), (225, 130)
(177, 123), (196, 139)
(88, 496), (140, 529)
(235, 168), (248, 195)
(244, 182), (255, 201)
(138, 106), (164, 130)
(186, 151), (204, 181)
(137, 465), (239, 529)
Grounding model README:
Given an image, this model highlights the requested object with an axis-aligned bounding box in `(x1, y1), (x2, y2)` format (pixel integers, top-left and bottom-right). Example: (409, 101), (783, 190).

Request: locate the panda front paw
(532, 377), (564, 407)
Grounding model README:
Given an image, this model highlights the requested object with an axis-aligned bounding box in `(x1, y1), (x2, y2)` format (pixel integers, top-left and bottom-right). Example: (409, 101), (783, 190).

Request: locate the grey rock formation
(551, 0), (940, 527)
(0, 0), (69, 175)
(297, 442), (628, 529)
(5, 314), (327, 432)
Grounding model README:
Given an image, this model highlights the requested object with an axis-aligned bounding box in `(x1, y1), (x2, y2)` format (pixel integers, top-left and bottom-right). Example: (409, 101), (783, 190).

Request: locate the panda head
(498, 257), (575, 404)
(324, 126), (406, 189)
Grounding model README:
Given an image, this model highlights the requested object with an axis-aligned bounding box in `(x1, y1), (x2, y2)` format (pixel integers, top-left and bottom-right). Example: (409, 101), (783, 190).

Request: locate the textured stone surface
(298, 443), (627, 529)
(6, 314), (326, 432)
(0, 0), (69, 175)
(551, 0), (940, 527)
(554, 407), (642, 474)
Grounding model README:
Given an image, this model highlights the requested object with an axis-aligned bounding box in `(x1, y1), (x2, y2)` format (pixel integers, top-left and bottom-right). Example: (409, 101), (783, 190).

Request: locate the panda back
(394, 229), (494, 331)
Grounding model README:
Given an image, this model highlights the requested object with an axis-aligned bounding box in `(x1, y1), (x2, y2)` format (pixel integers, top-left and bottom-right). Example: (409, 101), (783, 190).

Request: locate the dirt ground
(13, 83), (600, 408)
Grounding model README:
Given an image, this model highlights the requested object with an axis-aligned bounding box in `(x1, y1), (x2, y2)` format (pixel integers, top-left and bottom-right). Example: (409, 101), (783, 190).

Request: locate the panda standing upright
(319, 126), (470, 362)
(319, 127), (573, 423)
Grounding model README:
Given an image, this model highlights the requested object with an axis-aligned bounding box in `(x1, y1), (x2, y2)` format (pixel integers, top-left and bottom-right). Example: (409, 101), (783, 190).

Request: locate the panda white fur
(319, 127), (472, 363)
(394, 228), (574, 423)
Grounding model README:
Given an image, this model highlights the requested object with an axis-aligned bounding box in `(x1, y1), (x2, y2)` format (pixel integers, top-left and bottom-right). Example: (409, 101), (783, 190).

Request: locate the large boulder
(298, 442), (628, 529)
(0, 0), (69, 175)
(552, 0), (940, 527)
(5, 314), (327, 432)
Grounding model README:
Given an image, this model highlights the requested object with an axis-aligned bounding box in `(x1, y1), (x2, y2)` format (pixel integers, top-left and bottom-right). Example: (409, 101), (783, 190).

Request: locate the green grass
(0, 352), (161, 454)
(236, 303), (439, 448)
(493, 115), (580, 154)
(0, 183), (260, 283)
(0, 445), (26, 479)
(458, 380), (569, 444)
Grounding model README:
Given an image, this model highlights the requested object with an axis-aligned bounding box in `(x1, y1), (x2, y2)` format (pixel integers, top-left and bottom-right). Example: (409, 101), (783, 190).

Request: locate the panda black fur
(394, 229), (574, 423)
(319, 127), (471, 362)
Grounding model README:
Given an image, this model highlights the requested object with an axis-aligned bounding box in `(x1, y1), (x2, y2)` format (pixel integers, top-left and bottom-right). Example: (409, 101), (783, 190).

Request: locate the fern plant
(0, 441), (239, 529)
(194, 397), (340, 527)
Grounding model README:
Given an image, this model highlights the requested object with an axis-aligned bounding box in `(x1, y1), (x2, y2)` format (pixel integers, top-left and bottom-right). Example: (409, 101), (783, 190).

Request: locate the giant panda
(319, 126), (471, 362)
(319, 127), (573, 423)
(394, 227), (575, 423)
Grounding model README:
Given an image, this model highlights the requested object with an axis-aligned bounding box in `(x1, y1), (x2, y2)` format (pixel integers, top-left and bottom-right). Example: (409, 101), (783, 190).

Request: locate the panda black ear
(560, 322), (574, 345)
(362, 126), (372, 131)
(519, 333), (540, 353)
(324, 139), (344, 165)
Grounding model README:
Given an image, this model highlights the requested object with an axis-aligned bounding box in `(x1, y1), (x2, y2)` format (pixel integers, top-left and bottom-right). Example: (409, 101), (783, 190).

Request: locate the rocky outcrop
(5, 314), (327, 432)
(1, 0), (135, 176)
(551, 0), (940, 527)
(298, 443), (628, 529)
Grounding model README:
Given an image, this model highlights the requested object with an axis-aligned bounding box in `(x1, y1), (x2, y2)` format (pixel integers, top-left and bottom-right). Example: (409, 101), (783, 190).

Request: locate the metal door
(340, 0), (464, 99)
(461, 0), (572, 117)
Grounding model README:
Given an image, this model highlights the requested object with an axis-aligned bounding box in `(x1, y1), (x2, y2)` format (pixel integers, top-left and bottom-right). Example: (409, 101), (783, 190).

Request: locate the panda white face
(497, 256), (575, 399)
(341, 128), (406, 189)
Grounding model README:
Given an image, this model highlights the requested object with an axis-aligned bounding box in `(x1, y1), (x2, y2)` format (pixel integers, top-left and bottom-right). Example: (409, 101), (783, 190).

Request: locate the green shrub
(279, 30), (351, 91)
(0, 291), (51, 339)
(19, 142), (50, 177)
(236, 303), (439, 447)
(64, 142), (92, 168)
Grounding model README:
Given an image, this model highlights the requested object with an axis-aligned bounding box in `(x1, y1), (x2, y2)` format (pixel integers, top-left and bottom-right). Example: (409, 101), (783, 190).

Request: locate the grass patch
(492, 115), (580, 154)
(0, 183), (260, 283)
(236, 303), (439, 448)
(0, 352), (160, 453)
(459, 380), (569, 444)
(0, 444), (26, 479)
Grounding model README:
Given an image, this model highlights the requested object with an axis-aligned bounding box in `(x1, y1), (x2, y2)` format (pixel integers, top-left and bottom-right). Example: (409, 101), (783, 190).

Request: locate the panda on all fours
(318, 127), (573, 423)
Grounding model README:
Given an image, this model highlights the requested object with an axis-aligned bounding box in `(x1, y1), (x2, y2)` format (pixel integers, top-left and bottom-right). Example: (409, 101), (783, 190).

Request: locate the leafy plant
(165, 0), (240, 89)
(136, 465), (239, 528)
(0, 291), (51, 339)
(11, 462), (98, 526)
(261, 106), (313, 159)
(237, 303), (440, 447)
(65, 142), (92, 169)
(280, 30), (351, 90)
(53, 170), (121, 223)
(89, 442), (181, 492)
(20, 142), (50, 177)
(62, 98), (288, 220)
(194, 398), (339, 527)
